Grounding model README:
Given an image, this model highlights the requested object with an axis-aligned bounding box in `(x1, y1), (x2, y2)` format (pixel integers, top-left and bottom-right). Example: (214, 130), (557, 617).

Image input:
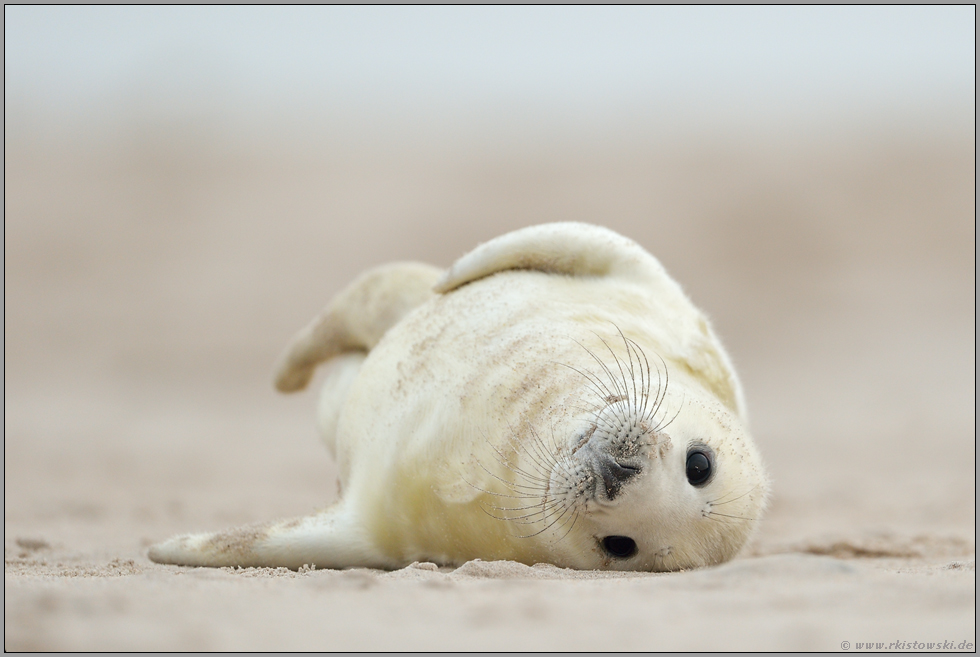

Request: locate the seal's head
(491, 336), (769, 572)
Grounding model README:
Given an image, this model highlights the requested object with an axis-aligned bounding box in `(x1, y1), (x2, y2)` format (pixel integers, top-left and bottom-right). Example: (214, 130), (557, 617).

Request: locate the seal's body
(149, 223), (769, 571)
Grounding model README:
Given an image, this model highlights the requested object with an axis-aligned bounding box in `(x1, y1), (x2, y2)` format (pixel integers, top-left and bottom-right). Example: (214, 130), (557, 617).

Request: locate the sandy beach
(4, 122), (975, 651)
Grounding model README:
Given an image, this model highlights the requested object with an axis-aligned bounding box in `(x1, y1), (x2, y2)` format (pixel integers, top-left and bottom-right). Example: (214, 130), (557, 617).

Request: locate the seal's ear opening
(433, 222), (666, 294)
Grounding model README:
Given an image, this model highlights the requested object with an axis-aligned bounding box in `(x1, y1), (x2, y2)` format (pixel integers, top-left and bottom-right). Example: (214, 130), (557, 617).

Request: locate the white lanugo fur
(150, 223), (769, 571)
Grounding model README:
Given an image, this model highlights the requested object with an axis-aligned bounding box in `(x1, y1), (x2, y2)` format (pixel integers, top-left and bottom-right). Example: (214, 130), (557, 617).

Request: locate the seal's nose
(595, 453), (640, 499)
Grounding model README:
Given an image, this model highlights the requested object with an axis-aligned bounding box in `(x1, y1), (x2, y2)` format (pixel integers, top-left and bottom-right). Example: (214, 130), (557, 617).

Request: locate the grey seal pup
(150, 222), (769, 571)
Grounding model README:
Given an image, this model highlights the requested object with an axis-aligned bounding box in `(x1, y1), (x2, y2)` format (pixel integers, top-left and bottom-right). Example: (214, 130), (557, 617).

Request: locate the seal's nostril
(597, 457), (640, 499)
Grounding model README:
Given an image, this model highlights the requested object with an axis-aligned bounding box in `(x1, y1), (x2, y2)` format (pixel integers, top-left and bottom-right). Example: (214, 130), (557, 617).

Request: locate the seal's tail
(147, 503), (393, 570)
(273, 262), (442, 393)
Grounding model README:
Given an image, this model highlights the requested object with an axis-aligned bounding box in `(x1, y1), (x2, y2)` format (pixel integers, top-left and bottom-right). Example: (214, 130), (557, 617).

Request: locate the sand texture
(4, 125), (975, 651)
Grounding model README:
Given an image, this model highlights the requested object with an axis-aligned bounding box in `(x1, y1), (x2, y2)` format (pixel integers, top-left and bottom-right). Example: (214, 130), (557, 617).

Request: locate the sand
(4, 122), (975, 651)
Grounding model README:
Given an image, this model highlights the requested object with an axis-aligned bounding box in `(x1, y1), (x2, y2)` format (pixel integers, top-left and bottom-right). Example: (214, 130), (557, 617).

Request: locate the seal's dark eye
(686, 450), (712, 486)
(601, 535), (637, 559)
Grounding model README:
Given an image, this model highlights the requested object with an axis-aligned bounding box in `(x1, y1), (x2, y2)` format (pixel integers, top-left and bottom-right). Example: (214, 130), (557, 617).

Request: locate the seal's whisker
(701, 513), (739, 527)
(623, 335), (651, 422)
(489, 460), (551, 489)
(707, 511), (761, 522)
(567, 398), (604, 414)
(584, 341), (626, 404)
(484, 483), (545, 499)
(525, 426), (560, 476)
(465, 449), (543, 496)
(648, 354), (669, 426)
(511, 501), (575, 539)
(487, 441), (552, 487)
(501, 497), (570, 527)
(503, 516), (560, 527)
(575, 407), (623, 438)
(479, 504), (557, 524)
(710, 485), (759, 507)
(624, 337), (647, 424)
(480, 491), (553, 511)
(551, 507), (581, 544)
(476, 461), (548, 494)
(565, 403), (612, 433)
(612, 325), (640, 418)
(640, 351), (665, 426)
(559, 347), (616, 399)
(702, 514), (745, 528)
(594, 333), (632, 410)
(597, 331), (628, 387)
(461, 472), (536, 499)
(579, 338), (628, 403)
(546, 424), (577, 481)
(556, 360), (617, 406)
(482, 491), (545, 501)
(621, 335), (642, 420)
(656, 354), (670, 411)
(471, 474), (545, 499)
(566, 401), (605, 421)
(519, 449), (560, 490)
(514, 443), (553, 482)
(463, 448), (544, 499)
(628, 337), (654, 423)
(482, 499), (555, 513)
(658, 390), (684, 433)
(499, 505), (565, 525)
(482, 502), (562, 523)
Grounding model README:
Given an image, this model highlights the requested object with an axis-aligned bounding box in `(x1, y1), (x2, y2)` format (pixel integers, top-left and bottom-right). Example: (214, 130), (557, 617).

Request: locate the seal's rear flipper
(434, 222), (676, 294)
(274, 262), (442, 393)
(148, 503), (392, 570)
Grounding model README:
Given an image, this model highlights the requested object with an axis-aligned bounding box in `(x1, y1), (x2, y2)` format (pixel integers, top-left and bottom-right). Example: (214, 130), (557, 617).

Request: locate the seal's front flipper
(433, 222), (674, 293)
(148, 503), (392, 570)
(274, 262), (442, 393)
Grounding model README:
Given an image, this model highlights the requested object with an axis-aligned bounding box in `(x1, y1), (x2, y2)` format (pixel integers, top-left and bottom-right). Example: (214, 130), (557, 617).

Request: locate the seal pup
(149, 223), (769, 571)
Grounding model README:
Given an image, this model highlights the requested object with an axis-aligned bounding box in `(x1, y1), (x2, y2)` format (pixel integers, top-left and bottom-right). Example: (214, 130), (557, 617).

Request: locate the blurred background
(4, 6), (975, 565)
